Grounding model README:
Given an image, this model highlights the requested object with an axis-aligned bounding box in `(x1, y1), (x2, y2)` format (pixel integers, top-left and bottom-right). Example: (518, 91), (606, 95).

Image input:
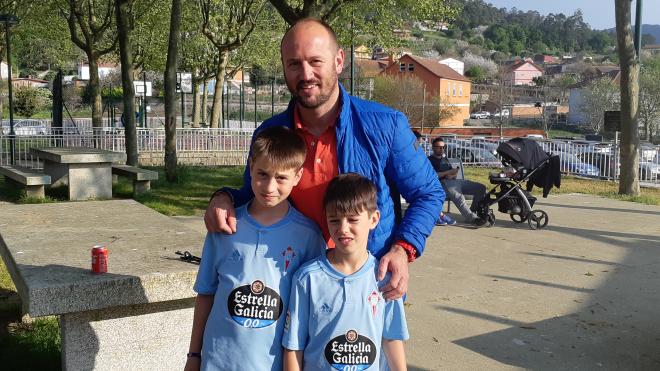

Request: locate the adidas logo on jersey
(320, 303), (333, 313)
(229, 249), (243, 261)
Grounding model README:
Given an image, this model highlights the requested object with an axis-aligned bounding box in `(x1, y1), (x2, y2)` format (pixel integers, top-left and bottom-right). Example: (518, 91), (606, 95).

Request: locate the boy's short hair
(250, 126), (306, 170)
(323, 173), (377, 215)
(432, 136), (445, 146)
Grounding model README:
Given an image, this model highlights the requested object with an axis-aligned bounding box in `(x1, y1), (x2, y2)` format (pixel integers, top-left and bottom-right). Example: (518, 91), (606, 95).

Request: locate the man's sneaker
(441, 214), (457, 225)
(435, 216), (447, 226)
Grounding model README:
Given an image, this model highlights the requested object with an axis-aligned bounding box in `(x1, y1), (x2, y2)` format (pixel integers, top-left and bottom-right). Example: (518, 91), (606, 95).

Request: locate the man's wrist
(393, 240), (417, 262)
(210, 189), (233, 204)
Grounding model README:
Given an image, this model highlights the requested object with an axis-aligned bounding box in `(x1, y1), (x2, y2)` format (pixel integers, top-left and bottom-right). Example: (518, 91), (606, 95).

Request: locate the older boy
(185, 126), (326, 371)
(283, 173), (408, 371)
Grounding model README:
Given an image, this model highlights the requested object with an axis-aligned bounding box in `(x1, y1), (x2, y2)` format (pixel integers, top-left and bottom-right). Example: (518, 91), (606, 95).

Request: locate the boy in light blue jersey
(283, 173), (408, 371)
(185, 126), (326, 371)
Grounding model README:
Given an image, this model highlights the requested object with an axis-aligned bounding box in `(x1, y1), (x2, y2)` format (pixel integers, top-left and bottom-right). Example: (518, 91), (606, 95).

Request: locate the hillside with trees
(448, 0), (616, 55)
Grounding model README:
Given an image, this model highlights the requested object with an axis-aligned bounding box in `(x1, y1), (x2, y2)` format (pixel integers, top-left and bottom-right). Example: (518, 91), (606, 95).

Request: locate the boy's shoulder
(292, 255), (325, 282)
(287, 205), (322, 232)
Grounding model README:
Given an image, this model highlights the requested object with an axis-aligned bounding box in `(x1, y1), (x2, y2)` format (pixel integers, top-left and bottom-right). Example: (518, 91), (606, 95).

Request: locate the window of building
(446, 83), (450, 96)
(452, 83), (456, 96)
(399, 63), (405, 72)
(459, 84), (463, 97)
(408, 63), (414, 71)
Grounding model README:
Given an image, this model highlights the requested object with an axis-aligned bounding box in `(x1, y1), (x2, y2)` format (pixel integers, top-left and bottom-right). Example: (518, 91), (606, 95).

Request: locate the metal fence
(420, 134), (660, 185)
(1, 130), (659, 185)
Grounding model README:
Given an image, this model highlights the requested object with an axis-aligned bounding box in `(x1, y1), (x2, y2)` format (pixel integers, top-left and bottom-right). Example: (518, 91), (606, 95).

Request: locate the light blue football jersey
(282, 253), (409, 371)
(193, 202), (326, 371)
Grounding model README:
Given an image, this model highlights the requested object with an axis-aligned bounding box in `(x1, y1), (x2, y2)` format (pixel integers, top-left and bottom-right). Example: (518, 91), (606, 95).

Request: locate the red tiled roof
(400, 54), (470, 82)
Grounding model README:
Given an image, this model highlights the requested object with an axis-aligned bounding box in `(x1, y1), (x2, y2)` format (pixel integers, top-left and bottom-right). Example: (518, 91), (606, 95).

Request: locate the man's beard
(287, 72), (338, 109)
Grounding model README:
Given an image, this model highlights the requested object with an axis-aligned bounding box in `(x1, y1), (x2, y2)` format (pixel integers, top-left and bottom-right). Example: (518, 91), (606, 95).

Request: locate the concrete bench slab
(0, 200), (205, 370)
(112, 165), (158, 196)
(0, 165), (51, 198)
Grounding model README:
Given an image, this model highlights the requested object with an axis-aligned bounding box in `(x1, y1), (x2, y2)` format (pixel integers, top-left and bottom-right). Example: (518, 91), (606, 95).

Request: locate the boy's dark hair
(323, 173), (377, 215)
(250, 126), (306, 170)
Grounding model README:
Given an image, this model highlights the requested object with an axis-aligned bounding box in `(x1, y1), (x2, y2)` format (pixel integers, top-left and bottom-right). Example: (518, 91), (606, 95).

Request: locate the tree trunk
(192, 74), (201, 128)
(202, 79), (208, 124)
(210, 51), (229, 128)
(164, 0), (182, 182)
(615, 0), (640, 195)
(88, 56), (104, 131)
(115, 0), (138, 166)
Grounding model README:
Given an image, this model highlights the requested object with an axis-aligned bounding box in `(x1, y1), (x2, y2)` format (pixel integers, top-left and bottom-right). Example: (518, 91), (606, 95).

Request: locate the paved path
(173, 194), (660, 370)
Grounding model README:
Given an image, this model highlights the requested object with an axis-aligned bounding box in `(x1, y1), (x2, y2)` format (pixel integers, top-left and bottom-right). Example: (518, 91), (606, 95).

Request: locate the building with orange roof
(383, 54), (471, 127)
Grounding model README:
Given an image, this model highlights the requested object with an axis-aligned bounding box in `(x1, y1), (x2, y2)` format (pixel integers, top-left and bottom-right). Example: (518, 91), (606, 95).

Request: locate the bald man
(204, 18), (444, 300)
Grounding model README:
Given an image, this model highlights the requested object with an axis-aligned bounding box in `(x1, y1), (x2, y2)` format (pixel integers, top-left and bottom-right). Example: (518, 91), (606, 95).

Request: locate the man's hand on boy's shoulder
(377, 244), (409, 300)
(204, 191), (237, 234)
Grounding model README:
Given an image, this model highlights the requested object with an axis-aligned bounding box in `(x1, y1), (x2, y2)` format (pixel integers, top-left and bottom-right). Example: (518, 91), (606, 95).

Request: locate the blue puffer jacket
(223, 84), (444, 258)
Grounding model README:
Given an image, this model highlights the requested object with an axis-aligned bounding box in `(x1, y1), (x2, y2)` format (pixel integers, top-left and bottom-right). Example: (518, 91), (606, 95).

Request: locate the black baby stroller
(475, 137), (561, 230)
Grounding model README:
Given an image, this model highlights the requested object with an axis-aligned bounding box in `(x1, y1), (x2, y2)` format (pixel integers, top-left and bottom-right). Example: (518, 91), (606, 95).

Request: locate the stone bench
(0, 165), (51, 198)
(112, 165), (158, 196)
(0, 200), (205, 370)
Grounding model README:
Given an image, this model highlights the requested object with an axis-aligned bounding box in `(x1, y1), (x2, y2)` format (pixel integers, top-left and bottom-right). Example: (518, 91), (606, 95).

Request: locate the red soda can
(91, 245), (108, 274)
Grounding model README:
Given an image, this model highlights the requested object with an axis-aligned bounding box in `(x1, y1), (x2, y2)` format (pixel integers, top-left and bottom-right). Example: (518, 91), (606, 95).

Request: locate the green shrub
(14, 87), (51, 117)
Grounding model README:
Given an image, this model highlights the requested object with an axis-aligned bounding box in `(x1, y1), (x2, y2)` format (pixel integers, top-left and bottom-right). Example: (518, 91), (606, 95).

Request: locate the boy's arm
(382, 340), (406, 371)
(184, 294), (214, 371)
(282, 349), (303, 371)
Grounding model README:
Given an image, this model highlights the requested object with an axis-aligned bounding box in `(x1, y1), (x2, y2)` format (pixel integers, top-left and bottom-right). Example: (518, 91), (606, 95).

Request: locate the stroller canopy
(497, 137), (550, 169)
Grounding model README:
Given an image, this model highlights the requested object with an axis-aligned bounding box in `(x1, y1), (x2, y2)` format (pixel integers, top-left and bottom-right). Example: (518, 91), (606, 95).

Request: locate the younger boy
(282, 173), (409, 371)
(185, 126), (326, 371)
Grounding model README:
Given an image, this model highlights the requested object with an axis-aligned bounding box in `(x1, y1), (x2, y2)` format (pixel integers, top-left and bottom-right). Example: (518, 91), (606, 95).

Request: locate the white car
(2, 120), (49, 136)
(470, 111), (491, 119)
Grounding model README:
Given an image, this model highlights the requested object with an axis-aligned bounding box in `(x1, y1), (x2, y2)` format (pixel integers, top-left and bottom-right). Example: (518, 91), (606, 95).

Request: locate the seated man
(428, 137), (487, 226)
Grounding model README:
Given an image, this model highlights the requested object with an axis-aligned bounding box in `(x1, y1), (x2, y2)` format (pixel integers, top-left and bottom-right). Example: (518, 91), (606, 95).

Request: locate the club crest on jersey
(367, 291), (381, 317)
(281, 246), (296, 271)
(227, 280), (282, 328)
(324, 330), (377, 370)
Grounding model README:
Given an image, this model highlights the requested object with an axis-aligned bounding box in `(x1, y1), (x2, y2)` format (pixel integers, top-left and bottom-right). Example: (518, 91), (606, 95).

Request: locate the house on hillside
(502, 59), (543, 86)
(12, 77), (49, 89)
(353, 45), (371, 60)
(382, 54), (471, 127)
(533, 54), (557, 65)
(439, 58), (464, 75)
(339, 57), (389, 99)
(78, 61), (118, 81)
(642, 44), (660, 55)
(567, 73), (620, 125)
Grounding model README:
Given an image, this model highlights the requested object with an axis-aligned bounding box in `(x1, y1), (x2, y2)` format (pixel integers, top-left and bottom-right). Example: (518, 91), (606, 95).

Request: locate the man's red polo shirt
(289, 107), (338, 246)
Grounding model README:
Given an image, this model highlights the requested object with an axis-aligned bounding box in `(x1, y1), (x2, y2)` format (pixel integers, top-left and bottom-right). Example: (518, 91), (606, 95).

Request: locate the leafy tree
(372, 75), (457, 128)
(580, 77), (619, 133)
(200, 0), (268, 128)
(638, 58), (660, 141)
(14, 87), (50, 117)
(58, 0), (118, 130)
(465, 66), (486, 83)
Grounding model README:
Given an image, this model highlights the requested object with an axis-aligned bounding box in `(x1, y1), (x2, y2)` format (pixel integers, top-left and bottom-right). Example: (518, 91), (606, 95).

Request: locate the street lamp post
(1, 14), (18, 165)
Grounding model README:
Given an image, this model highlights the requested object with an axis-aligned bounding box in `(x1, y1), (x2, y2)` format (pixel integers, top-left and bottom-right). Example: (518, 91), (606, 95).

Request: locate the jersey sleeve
(383, 297), (409, 341)
(193, 233), (221, 295)
(282, 273), (310, 350)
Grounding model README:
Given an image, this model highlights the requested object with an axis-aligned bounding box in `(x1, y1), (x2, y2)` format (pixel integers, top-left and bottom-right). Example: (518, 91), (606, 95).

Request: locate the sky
(484, 1), (660, 30)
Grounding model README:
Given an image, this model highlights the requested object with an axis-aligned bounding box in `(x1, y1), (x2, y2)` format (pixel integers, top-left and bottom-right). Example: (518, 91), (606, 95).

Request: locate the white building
(439, 58), (464, 75)
(77, 61), (118, 81)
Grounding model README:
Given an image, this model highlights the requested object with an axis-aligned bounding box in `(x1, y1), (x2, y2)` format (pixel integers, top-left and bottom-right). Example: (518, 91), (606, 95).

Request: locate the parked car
(556, 151), (600, 177)
(447, 144), (502, 167)
(577, 152), (660, 181)
(470, 111), (491, 119)
(1, 120), (49, 136)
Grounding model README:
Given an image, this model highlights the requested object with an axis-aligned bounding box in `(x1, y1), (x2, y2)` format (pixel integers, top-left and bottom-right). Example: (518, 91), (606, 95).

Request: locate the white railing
(2, 131), (658, 184)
